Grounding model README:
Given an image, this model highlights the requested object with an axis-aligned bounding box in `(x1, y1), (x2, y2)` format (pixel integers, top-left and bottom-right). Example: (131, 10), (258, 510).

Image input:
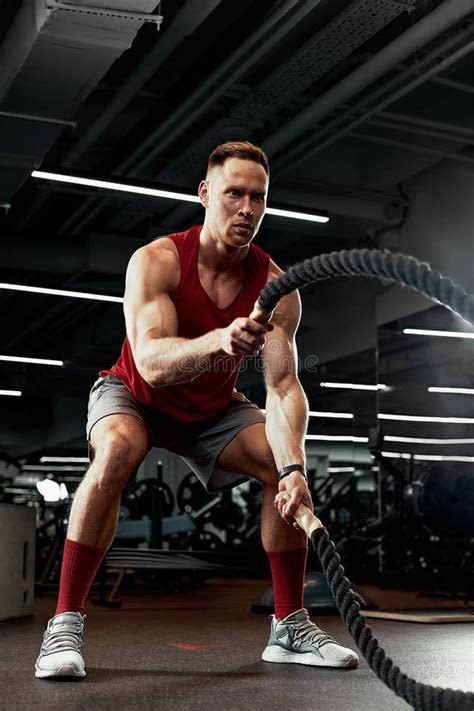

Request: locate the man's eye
(253, 195), (265, 202)
(229, 190), (240, 197)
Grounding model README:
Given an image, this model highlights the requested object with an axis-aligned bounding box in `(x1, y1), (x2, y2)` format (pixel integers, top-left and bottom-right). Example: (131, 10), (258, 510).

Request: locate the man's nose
(239, 200), (254, 217)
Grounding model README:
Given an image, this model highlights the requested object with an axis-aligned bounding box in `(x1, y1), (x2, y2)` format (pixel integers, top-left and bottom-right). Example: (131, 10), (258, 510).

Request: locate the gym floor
(1, 578), (473, 711)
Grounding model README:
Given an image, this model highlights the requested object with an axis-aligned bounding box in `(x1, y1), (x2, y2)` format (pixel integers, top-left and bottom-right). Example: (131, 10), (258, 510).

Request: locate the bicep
(124, 247), (179, 361)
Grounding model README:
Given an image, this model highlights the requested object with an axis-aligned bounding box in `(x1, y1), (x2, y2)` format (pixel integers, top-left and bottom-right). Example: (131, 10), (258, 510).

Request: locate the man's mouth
(234, 222), (253, 231)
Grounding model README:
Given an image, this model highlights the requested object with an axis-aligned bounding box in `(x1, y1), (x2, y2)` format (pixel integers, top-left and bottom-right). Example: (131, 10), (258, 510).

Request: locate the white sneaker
(35, 611), (86, 678)
(262, 608), (358, 668)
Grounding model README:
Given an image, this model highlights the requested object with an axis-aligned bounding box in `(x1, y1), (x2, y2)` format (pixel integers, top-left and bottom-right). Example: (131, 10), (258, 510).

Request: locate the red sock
(55, 539), (107, 615)
(266, 548), (308, 620)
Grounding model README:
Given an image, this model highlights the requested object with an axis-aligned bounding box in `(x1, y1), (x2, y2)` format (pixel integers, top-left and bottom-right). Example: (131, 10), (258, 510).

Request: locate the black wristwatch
(278, 464), (307, 481)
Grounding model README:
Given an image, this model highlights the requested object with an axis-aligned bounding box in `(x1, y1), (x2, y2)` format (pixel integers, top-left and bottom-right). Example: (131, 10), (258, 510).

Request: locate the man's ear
(198, 179), (209, 208)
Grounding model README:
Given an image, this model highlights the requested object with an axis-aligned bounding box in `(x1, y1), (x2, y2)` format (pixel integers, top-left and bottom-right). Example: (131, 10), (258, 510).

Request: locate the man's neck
(199, 225), (249, 274)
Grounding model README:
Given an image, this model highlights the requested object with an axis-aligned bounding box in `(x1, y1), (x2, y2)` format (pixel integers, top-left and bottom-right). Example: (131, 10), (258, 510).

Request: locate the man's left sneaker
(262, 608), (359, 668)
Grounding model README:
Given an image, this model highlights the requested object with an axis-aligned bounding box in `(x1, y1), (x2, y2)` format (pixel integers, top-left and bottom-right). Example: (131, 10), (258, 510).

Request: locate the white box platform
(0, 503), (36, 621)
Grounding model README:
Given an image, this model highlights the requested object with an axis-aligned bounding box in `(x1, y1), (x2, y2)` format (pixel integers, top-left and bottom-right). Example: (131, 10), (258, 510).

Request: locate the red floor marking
(167, 643), (226, 652)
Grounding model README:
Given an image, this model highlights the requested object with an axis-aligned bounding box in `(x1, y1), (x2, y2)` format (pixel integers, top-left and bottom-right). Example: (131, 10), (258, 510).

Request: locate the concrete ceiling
(1, 0), (474, 466)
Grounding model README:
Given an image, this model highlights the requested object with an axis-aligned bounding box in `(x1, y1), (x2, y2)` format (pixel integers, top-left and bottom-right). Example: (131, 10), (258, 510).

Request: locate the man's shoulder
(130, 239), (180, 292)
(148, 236), (180, 260)
(152, 225), (201, 246)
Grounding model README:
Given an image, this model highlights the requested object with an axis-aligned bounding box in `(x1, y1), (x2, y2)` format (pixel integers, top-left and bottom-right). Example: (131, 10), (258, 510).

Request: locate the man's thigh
(216, 422), (277, 485)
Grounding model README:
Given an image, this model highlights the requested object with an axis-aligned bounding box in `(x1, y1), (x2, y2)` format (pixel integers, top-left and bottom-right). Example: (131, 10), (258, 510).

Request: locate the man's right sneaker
(35, 611), (86, 679)
(262, 608), (359, 668)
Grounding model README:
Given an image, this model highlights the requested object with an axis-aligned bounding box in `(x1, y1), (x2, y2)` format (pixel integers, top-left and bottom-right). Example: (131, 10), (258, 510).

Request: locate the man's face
(199, 157), (268, 247)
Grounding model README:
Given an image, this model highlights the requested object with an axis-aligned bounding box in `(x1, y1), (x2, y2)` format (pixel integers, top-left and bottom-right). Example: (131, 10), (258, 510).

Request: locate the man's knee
(88, 417), (148, 489)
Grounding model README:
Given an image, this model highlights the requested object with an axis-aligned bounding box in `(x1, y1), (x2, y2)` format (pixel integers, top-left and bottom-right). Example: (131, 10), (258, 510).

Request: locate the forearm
(265, 379), (309, 471)
(138, 330), (223, 387)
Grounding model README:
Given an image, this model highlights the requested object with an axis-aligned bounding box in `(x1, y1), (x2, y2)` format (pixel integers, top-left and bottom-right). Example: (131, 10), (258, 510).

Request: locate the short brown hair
(207, 141), (270, 176)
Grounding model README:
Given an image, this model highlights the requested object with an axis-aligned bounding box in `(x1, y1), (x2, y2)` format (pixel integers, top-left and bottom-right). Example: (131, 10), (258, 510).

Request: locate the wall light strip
(384, 435), (474, 445)
(40, 456), (89, 463)
(265, 206), (328, 223)
(320, 382), (388, 391)
(305, 435), (369, 442)
(0, 389), (22, 396)
(0, 355), (64, 366)
(308, 410), (354, 419)
(262, 409), (353, 419)
(378, 413), (474, 423)
(22, 464), (87, 471)
(403, 328), (474, 339)
(382, 451), (474, 462)
(0, 282), (123, 303)
(31, 170), (329, 224)
(428, 386), (474, 395)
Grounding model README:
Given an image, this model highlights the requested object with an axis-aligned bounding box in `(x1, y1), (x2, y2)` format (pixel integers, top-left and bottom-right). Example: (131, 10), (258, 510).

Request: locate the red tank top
(100, 225), (270, 424)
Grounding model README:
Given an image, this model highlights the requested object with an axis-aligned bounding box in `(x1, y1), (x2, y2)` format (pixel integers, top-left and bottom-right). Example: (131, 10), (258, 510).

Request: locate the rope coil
(260, 249), (474, 711)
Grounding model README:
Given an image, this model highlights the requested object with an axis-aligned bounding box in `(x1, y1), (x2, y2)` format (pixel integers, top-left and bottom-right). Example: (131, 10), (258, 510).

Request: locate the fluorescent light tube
(305, 435), (369, 442)
(384, 436), (474, 444)
(31, 171), (201, 203)
(262, 409), (353, 419)
(265, 206), (328, 223)
(0, 389), (22, 396)
(0, 282), (123, 303)
(0, 355), (64, 366)
(403, 328), (474, 339)
(23, 464), (87, 471)
(379, 413), (474, 423)
(40, 456), (89, 463)
(308, 410), (354, 419)
(428, 387), (474, 395)
(382, 451), (474, 462)
(327, 466), (356, 473)
(320, 382), (388, 391)
(31, 170), (329, 224)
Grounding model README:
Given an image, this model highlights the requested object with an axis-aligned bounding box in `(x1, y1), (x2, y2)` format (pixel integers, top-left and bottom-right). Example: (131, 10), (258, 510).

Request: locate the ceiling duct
(0, 0), (162, 205)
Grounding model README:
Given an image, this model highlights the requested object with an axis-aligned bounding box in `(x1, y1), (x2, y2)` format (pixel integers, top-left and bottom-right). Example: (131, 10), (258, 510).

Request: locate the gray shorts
(86, 375), (266, 492)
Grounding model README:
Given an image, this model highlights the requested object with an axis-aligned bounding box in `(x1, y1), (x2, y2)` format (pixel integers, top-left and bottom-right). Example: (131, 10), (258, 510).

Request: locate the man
(35, 141), (358, 678)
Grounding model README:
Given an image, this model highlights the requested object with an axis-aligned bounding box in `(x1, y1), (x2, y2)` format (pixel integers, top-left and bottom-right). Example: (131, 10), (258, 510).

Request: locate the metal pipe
(273, 23), (474, 172)
(430, 75), (474, 94)
(0, 110), (76, 128)
(264, 0), (474, 157)
(283, 40), (474, 166)
(348, 130), (474, 164)
(319, 34), (474, 140)
(362, 118), (474, 145)
(376, 111), (474, 140)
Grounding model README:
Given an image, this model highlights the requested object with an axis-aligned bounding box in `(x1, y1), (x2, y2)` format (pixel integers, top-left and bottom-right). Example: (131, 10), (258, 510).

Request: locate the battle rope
(256, 250), (474, 711)
(311, 526), (472, 711)
(256, 249), (474, 324)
